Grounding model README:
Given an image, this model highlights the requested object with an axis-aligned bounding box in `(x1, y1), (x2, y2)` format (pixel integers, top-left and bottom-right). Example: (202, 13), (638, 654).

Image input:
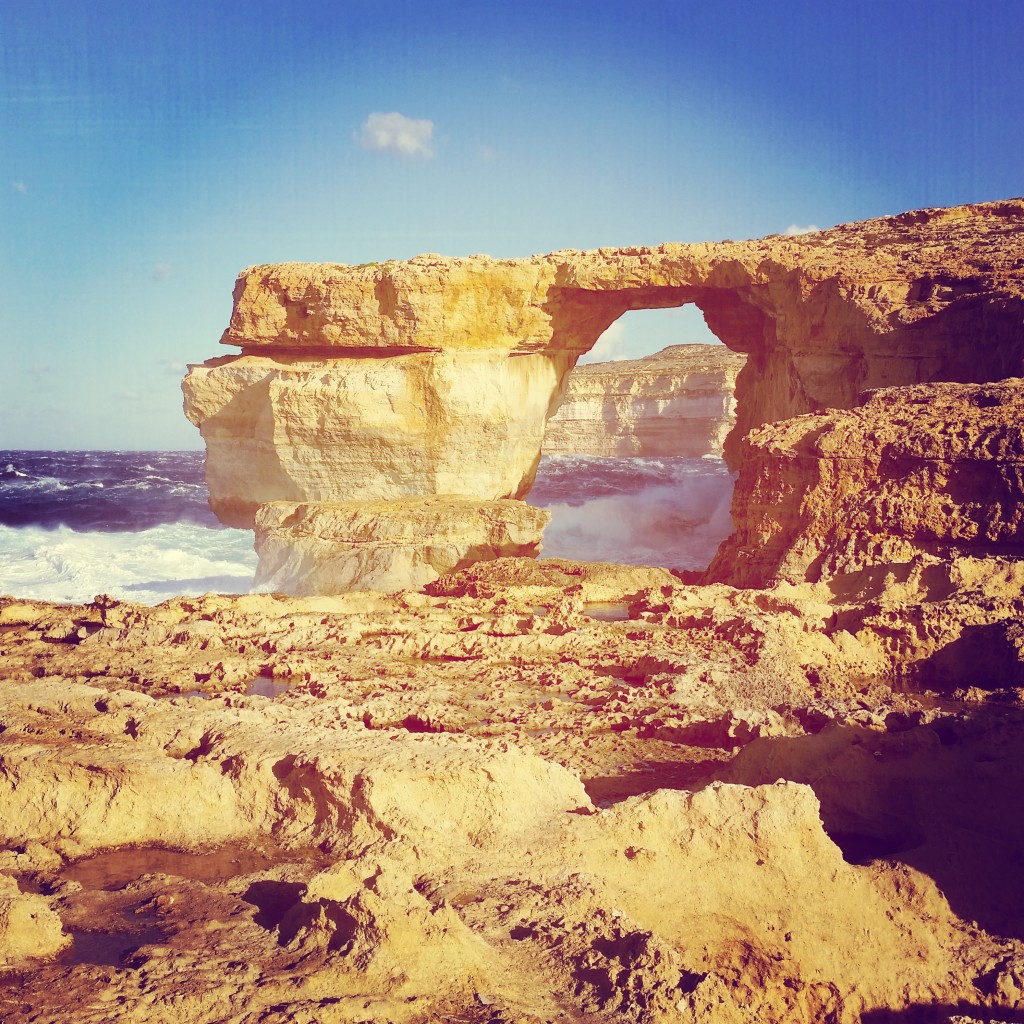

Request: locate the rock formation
(183, 198), (1024, 592)
(708, 378), (1024, 588)
(254, 498), (549, 594)
(543, 343), (745, 457)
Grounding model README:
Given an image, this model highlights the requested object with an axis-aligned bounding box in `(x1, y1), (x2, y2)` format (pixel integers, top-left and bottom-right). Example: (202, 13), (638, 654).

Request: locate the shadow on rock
(862, 1003), (1024, 1023)
(913, 621), (1024, 691)
(720, 706), (1024, 941)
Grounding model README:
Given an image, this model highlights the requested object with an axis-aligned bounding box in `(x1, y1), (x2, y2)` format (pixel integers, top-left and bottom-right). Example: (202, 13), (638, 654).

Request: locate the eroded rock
(184, 199), (1024, 590)
(254, 497), (549, 595)
(709, 379), (1024, 587)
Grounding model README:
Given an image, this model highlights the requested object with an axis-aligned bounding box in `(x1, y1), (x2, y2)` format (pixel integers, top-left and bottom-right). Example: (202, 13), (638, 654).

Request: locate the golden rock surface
(1, 555), (1023, 1021)
(184, 198), (1024, 589)
(254, 497), (549, 595)
(710, 378), (1024, 586)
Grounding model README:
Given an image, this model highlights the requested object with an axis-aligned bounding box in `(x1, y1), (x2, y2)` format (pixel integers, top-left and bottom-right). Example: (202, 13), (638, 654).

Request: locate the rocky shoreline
(2, 551), (1023, 1022)
(3, 198), (1024, 1023)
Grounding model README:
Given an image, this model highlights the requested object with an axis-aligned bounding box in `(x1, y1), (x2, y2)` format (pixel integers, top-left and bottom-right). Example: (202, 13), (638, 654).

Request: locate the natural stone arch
(182, 198), (1024, 591)
(542, 285), (776, 462)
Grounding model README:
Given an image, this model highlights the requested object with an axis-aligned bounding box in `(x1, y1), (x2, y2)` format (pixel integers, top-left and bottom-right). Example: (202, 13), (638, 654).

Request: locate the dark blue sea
(0, 451), (733, 604)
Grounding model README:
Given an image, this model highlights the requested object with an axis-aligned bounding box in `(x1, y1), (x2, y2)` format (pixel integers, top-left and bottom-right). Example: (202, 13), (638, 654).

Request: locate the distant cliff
(544, 344), (746, 458)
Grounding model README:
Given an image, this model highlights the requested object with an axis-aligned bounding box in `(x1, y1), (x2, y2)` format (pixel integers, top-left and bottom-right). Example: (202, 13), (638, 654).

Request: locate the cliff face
(543, 344), (745, 457)
(182, 198), (1024, 592)
(707, 378), (1024, 587)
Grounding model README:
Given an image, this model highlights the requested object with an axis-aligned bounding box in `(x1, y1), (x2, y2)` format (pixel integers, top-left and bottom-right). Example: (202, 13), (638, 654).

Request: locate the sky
(2, 0), (1022, 449)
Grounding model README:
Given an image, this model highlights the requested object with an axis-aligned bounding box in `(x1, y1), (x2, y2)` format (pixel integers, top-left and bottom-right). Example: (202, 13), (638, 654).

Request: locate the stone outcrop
(254, 498), (549, 594)
(708, 378), (1024, 587)
(0, 875), (69, 968)
(182, 351), (562, 529)
(543, 343), (745, 457)
(183, 198), (1024, 591)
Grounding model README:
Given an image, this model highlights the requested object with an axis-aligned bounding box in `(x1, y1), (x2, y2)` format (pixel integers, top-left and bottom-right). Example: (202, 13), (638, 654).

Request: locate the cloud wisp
(357, 112), (435, 159)
(11, 181), (28, 194)
(578, 320), (626, 364)
(784, 223), (820, 235)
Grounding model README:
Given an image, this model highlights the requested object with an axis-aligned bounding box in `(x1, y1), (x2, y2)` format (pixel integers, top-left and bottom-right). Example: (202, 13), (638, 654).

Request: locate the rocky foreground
(1, 548), (1024, 1023)
(543, 344), (745, 458)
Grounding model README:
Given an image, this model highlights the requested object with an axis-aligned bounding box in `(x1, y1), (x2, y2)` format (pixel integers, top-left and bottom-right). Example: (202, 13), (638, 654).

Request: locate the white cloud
(28, 361), (53, 377)
(11, 181), (28, 194)
(357, 112), (434, 159)
(478, 144), (496, 162)
(785, 223), (820, 235)
(152, 263), (172, 281)
(158, 357), (186, 375)
(578, 320), (626, 364)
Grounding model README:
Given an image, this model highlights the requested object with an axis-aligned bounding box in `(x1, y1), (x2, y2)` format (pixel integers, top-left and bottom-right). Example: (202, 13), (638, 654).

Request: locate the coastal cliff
(543, 343), (745, 457)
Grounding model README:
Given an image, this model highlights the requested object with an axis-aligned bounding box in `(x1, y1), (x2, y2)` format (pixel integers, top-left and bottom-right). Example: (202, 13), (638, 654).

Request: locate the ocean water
(0, 451), (733, 605)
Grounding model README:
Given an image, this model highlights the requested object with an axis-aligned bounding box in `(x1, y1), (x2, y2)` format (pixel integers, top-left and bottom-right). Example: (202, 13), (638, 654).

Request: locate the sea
(0, 451), (734, 605)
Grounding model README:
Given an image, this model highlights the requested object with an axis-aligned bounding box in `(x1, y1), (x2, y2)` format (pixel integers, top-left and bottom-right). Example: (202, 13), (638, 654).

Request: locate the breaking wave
(532, 455), (734, 570)
(0, 522), (258, 606)
(0, 450), (733, 603)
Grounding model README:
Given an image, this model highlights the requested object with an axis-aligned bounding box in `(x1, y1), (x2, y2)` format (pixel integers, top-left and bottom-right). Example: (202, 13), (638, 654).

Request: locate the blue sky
(2, 0), (1022, 449)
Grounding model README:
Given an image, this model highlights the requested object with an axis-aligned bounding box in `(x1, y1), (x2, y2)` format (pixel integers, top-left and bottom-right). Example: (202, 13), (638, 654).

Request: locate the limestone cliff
(543, 343), (745, 457)
(707, 378), (1024, 587)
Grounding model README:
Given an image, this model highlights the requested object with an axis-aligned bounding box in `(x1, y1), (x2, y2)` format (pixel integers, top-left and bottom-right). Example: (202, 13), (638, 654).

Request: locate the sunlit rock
(708, 378), (1024, 587)
(184, 198), (1024, 589)
(254, 497), (550, 595)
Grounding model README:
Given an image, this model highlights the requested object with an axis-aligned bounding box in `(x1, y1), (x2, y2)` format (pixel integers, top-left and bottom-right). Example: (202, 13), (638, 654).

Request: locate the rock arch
(182, 198), (1024, 591)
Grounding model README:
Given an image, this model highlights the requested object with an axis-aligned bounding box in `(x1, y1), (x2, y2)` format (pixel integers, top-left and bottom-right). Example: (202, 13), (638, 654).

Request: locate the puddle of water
(583, 603), (632, 622)
(245, 675), (294, 699)
(62, 843), (311, 891)
(64, 924), (167, 967)
(164, 675), (295, 701)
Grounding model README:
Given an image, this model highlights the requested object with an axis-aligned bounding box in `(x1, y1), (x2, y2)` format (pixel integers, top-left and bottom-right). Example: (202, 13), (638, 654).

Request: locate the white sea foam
(539, 474), (734, 570)
(0, 522), (258, 606)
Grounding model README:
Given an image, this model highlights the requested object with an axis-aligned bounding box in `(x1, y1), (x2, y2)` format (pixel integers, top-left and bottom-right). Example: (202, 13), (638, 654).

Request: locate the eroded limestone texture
(708, 378), (1024, 587)
(2, 552), (1024, 1021)
(254, 498), (549, 595)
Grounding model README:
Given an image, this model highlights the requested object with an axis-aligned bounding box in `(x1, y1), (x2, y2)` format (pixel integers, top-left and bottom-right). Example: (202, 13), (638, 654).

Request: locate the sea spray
(532, 454), (734, 569)
(0, 522), (258, 605)
(0, 450), (733, 603)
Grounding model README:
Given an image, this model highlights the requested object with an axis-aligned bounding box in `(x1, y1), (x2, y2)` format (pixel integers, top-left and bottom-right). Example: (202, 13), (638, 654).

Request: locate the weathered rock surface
(2, 551), (1024, 1021)
(0, 875), (69, 968)
(182, 351), (564, 528)
(254, 497), (549, 594)
(543, 343), (745, 457)
(709, 378), (1024, 587)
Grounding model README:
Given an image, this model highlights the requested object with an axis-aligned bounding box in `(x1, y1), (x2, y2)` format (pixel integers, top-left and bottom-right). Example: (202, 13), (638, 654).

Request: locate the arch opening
(533, 303), (747, 576)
